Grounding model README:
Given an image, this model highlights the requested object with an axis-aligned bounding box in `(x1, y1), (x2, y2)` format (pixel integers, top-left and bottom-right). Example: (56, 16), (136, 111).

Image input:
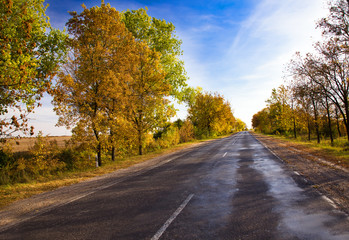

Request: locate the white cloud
(175, 0), (328, 127)
(216, 0), (329, 127)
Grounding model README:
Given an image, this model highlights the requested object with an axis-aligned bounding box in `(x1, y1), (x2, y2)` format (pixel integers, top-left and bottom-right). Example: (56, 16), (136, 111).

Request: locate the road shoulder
(253, 133), (349, 214)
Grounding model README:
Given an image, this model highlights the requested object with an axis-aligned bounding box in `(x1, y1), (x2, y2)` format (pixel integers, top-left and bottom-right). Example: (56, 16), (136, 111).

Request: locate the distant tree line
(252, 0), (349, 144)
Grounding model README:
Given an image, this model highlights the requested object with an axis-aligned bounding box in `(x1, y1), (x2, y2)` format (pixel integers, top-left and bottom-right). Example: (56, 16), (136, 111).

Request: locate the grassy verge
(256, 133), (349, 168)
(0, 138), (212, 210)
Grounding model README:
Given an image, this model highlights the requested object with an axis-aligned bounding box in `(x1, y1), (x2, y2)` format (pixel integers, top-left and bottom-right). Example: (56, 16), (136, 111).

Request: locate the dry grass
(2, 136), (71, 152)
(260, 134), (349, 169)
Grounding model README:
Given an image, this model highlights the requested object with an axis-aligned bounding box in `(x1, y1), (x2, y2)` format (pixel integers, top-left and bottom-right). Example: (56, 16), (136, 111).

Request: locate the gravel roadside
(253, 133), (349, 215)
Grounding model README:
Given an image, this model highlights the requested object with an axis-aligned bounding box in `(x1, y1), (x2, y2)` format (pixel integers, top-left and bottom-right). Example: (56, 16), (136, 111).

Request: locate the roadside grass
(259, 133), (349, 168)
(0, 138), (213, 210)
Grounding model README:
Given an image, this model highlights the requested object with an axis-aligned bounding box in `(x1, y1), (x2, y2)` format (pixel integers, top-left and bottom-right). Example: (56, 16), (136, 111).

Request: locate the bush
(179, 120), (194, 143)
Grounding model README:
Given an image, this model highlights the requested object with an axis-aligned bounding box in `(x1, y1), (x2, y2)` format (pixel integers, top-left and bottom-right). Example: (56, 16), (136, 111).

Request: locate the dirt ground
(253, 133), (349, 215)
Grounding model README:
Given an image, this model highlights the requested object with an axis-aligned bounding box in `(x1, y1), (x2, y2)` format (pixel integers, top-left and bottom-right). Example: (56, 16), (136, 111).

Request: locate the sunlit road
(0, 132), (348, 239)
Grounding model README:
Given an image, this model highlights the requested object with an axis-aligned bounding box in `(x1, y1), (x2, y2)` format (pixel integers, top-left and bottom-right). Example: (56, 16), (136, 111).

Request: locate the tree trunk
(112, 146), (115, 161)
(335, 108), (342, 137)
(293, 116), (297, 139)
(93, 127), (102, 167)
(97, 142), (102, 167)
(138, 130), (143, 155)
(343, 116), (349, 141)
(307, 117), (311, 141)
(312, 100), (320, 144)
(315, 120), (320, 144)
(325, 97), (333, 145)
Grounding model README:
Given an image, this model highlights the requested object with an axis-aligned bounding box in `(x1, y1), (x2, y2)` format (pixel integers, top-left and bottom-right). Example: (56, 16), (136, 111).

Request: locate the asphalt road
(1, 132), (348, 239)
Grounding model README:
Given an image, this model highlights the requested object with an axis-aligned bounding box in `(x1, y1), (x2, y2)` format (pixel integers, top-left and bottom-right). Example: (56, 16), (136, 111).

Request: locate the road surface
(0, 132), (348, 239)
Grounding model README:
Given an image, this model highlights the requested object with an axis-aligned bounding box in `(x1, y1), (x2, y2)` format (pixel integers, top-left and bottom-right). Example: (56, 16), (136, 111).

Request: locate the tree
(0, 0), (67, 137)
(252, 108), (271, 133)
(178, 119), (195, 143)
(314, 40), (349, 141)
(289, 54), (328, 143)
(290, 76), (314, 140)
(127, 42), (174, 155)
(317, 0), (349, 141)
(290, 42), (349, 141)
(265, 85), (293, 135)
(188, 91), (235, 137)
(122, 8), (188, 101)
(52, 2), (135, 165)
(234, 118), (247, 132)
(318, 0), (349, 44)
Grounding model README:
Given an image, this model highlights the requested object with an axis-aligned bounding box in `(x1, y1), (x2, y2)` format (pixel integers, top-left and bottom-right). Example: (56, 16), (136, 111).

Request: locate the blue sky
(29, 0), (328, 135)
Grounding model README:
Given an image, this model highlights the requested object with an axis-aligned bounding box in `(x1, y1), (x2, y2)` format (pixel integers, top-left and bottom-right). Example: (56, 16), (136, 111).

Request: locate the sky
(27, 0), (329, 136)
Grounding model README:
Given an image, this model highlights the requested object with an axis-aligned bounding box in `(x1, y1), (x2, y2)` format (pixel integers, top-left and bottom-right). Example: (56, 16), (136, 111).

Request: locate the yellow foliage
(26, 134), (66, 176)
(179, 120), (195, 143)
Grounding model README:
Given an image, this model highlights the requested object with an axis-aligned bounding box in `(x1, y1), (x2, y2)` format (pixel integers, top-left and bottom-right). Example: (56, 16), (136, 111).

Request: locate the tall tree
(289, 54), (326, 143)
(52, 2), (135, 165)
(265, 85), (293, 135)
(298, 41), (349, 141)
(0, 0), (67, 137)
(122, 8), (188, 101)
(318, 0), (349, 44)
(127, 42), (174, 155)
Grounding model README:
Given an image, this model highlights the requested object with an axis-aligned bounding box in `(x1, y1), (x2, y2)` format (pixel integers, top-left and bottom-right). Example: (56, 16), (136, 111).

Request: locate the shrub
(179, 120), (195, 143)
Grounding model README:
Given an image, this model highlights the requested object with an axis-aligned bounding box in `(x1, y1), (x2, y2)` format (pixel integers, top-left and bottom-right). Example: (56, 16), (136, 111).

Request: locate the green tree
(127, 42), (174, 155)
(122, 8), (188, 101)
(0, 0), (67, 137)
(266, 85), (293, 135)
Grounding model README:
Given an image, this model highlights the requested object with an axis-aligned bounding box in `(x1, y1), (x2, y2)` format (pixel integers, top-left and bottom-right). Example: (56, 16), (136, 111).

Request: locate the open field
(1, 136), (71, 153)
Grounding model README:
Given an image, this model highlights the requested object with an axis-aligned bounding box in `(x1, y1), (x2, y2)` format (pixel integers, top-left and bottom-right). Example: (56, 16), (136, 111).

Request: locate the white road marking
(223, 152), (227, 158)
(321, 195), (337, 209)
(151, 194), (194, 240)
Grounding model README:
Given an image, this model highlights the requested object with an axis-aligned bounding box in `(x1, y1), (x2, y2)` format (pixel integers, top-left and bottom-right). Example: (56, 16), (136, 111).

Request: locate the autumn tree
(0, 0), (67, 137)
(127, 42), (174, 155)
(290, 76), (314, 140)
(188, 91), (235, 137)
(254, 0), (349, 142)
(318, 0), (349, 45)
(316, 0), (349, 141)
(234, 118), (247, 132)
(178, 119), (195, 143)
(265, 85), (294, 135)
(252, 108), (271, 133)
(314, 40), (349, 141)
(52, 3), (135, 165)
(289, 44), (349, 142)
(122, 8), (188, 101)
